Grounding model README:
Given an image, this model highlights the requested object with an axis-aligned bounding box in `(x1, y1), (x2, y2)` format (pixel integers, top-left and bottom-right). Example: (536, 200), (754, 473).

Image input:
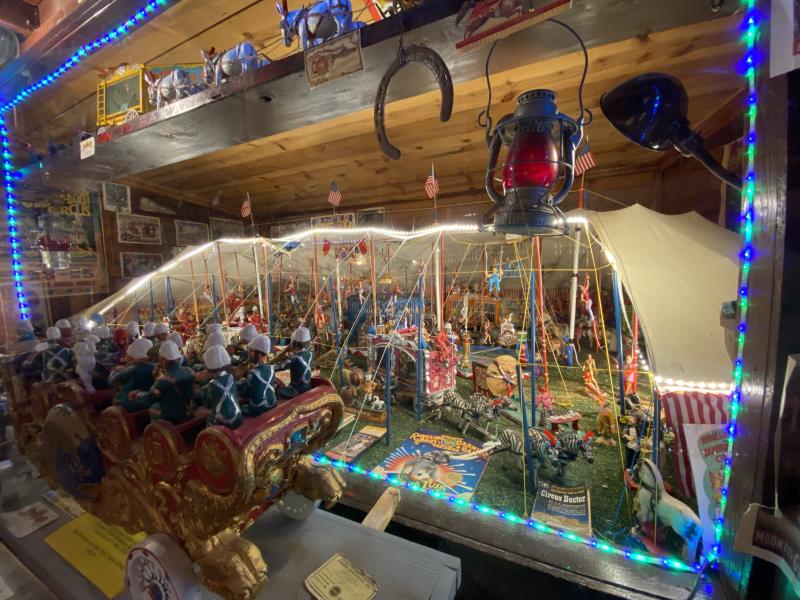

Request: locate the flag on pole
(424, 164), (439, 199)
(241, 195), (251, 218)
(573, 139), (596, 176)
(328, 180), (342, 207)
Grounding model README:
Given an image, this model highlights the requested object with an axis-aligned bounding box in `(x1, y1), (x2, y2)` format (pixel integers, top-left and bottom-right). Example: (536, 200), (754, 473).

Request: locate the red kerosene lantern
(485, 89), (581, 236)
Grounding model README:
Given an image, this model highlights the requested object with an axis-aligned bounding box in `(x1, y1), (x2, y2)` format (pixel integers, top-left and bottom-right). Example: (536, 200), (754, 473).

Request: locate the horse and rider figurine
(276, 0), (366, 50)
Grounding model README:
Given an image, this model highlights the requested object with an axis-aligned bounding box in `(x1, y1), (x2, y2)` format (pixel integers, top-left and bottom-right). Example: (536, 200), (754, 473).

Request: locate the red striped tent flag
(661, 390), (730, 497)
(328, 180), (342, 207)
(241, 196), (251, 218)
(574, 138), (596, 176)
(424, 164), (439, 199)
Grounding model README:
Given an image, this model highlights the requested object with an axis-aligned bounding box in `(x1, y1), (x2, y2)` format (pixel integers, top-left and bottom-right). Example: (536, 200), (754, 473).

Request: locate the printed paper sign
(685, 423), (728, 550)
(532, 482), (592, 536)
(79, 136), (95, 159)
(1, 502), (58, 538)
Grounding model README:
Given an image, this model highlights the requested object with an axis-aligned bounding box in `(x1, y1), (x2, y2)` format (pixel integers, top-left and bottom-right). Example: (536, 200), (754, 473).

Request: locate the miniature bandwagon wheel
(125, 533), (200, 600)
(485, 355), (518, 397)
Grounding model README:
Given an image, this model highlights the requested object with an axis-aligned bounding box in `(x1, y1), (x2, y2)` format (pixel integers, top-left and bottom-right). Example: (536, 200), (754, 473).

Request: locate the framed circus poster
(310, 213), (354, 229)
(175, 220), (210, 246)
(117, 213), (162, 245)
(210, 217), (244, 239)
(356, 207), (385, 227)
(102, 181), (131, 213)
(120, 252), (163, 278)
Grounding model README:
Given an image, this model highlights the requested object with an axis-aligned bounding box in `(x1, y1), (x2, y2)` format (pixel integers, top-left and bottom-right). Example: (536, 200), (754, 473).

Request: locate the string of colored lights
(312, 454), (699, 573)
(0, 0), (757, 576)
(0, 0), (171, 321)
(706, 0), (759, 567)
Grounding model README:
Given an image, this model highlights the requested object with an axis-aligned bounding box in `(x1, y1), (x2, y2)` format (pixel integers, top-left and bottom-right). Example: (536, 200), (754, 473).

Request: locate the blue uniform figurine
(145, 340), (195, 424)
(238, 334), (276, 417)
(109, 338), (156, 412)
(234, 324), (258, 366)
(23, 326), (74, 382)
(198, 344), (242, 429)
(277, 326), (314, 399)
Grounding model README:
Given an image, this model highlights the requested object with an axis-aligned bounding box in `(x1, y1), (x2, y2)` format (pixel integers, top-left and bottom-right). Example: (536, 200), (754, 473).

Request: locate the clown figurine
(485, 265), (504, 297)
(144, 341), (194, 425)
(277, 326), (314, 398)
(238, 334), (276, 417)
(197, 344), (242, 429)
(285, 276), (299, 305)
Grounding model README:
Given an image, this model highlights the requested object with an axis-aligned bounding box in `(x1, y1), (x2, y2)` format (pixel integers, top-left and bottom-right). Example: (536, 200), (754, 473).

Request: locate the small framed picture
(102, 182), (132, 213)
(120, 252), (162, 278)
(356, 207), (385, 227)
(175, 220), (210, 246)
(210, 217), (244, 239)
(310, 213), (354, 228)
(117, 213), (162, 245)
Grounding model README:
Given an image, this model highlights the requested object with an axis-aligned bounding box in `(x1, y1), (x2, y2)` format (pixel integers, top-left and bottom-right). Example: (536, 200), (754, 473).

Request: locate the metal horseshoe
(374, 43), (454, 160)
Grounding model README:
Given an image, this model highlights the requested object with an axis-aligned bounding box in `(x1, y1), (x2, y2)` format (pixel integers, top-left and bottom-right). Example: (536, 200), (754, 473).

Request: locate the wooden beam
(0, 0), (39, 34)
(117, 176), (242, 217)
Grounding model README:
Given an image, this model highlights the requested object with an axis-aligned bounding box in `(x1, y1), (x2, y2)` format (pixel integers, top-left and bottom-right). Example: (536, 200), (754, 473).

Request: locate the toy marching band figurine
(233, 324), (258, 365)
(74, 341), (97, 393)
(23, 326), (74, 382)
(238, 334), (276, 417)
(126, 321), (140, 342)
(277, 326), (314, 398)
(94, 325), (115, 354)
(148, 322), (170, 360)
(55, 318), (74, 346)
(481, 317), (493, 345)
(143, 321), (157, 344)
(485, 264), (504, 297)
(198, 344), (242, 429)
(16, 319), (37, 342)
(144, 341), (195, 425)
(285, 276), (299, 305)
(109, 338), (157, 412)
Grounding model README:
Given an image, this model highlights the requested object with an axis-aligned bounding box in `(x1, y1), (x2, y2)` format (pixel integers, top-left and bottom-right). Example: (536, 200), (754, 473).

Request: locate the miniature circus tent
(584, 204), (739, 386)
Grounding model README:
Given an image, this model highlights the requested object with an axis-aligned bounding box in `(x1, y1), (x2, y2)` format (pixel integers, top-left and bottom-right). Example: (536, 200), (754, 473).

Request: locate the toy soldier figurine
(143, 322), (157, 344)
(233, 324), (258, 365)
(126, 321), (140, 343)
(197, 344), (242, 429)
(277, 326), (314, 398)
(238, 335), (276, 417)
(16, 319), (37, 342)
(55, 318), (74, 347)
(23, 326), (74, 382)
(94, 325), (115, 354)
(109, 338), (157, 412)
(148, 322), (171, 360)
(145, 341), (195, 425)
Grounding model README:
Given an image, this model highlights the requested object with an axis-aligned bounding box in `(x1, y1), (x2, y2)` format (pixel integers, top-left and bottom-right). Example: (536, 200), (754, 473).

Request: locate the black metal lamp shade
(601, 73), (742, 190)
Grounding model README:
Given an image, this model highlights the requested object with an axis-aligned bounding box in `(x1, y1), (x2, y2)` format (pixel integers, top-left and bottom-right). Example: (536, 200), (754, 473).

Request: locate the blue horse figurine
(144, 69), (203, 109)
(201, 42), (269, 86)
(276, 0), (366, 51)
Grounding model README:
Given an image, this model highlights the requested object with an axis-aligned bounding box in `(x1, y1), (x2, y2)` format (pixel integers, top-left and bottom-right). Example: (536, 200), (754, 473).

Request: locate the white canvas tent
(585, 204), (739, 386)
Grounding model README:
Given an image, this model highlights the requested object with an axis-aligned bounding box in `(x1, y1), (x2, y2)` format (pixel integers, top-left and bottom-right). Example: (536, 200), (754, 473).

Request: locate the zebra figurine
(490, 427), (560, 469)
(554, 430), (595, 480)
(429, 390), (513, 438)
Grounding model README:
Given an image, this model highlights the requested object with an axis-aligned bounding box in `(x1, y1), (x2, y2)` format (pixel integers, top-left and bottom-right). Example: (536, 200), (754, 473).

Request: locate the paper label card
(305, 553), (378, 600)
(1, 502), (58, 538)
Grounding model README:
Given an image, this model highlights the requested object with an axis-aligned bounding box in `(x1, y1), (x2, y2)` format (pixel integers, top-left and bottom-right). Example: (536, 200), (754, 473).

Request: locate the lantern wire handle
(478, 40), (499, 144)
(547, 18), (592, 132)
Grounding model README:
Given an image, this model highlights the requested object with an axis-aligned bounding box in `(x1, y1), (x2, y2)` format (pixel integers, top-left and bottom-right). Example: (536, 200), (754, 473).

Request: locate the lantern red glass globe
(485, 89), (580, 236)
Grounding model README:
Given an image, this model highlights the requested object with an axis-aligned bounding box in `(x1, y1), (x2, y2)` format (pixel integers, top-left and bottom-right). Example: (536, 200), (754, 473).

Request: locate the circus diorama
(0, 0), (770, 598)
(1, 199), (741, 597)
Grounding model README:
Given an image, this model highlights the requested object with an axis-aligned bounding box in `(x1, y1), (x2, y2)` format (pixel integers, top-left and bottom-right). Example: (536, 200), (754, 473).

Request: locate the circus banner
(0, 188), (108, 300)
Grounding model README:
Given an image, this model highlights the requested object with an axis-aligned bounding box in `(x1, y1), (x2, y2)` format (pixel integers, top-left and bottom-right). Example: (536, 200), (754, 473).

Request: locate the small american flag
(424, 164), (439, 199)
(574, 139), (596, 176)
(328, 180), (342, 207)
(241, 195), (251, 218)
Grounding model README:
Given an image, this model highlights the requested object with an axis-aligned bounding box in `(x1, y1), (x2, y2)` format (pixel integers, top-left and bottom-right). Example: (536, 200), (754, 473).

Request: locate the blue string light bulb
(0, 0), (171, 322)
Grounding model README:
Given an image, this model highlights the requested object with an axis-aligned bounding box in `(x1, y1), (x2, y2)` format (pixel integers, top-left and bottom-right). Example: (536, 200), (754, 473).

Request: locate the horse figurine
(634, 459), (703, 562)
(144, 69), (203, 110)
(276, 0), (366, 51)
(201, 42), (268, 87)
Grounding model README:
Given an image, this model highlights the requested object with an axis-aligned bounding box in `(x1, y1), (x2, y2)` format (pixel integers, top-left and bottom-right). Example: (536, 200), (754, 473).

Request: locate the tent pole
(329, 274), (343, 385)
(369, 233), (377, 331)
(567, 227), (581, 366)
(434, 234), (442, 332)
(149, 280), (156, 322)
(534, 237), (548, 391)
(631, 314), (639, 394)
(262, 244), (271, 334)
(385, 341), (392, 445)
(210, 274), (219, 324)
(252, 242), (265, 324)
(416, 273), (424, 420)
(529, 263), (537, 428)
(215, 241), (230, 324)
(166, 276), (174, 318)
(517, 360), (537, 498)
(652, 387), (661, 469)
(612, 267), (626, 415)
(188, 256), (200, 328)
